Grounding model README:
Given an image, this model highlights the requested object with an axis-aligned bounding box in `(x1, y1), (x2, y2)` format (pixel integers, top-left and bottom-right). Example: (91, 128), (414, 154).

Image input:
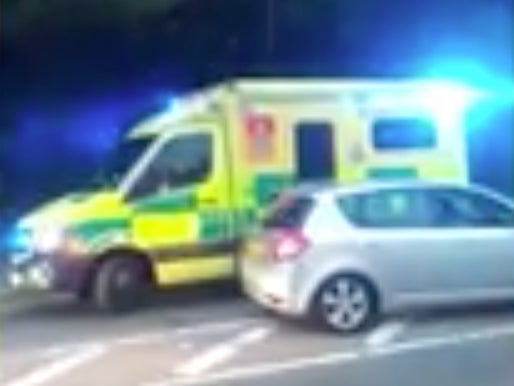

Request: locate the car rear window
(262, 195), (314, 229)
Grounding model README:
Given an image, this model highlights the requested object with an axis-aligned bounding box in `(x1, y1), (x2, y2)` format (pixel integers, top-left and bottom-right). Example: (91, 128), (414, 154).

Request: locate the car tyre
(311, 274), (378, 333)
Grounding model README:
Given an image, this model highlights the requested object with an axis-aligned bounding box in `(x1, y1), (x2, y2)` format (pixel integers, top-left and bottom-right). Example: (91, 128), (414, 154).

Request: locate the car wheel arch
(299, 263), (386, 316)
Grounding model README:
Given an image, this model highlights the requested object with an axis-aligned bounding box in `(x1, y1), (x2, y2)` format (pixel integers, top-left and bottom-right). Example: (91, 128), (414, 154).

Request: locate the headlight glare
(33, 228), (65, 253)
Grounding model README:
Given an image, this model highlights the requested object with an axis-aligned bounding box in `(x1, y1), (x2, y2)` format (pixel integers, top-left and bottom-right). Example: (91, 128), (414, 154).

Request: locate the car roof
(327, 180), (468, 196)
(286, 180), (509, 202)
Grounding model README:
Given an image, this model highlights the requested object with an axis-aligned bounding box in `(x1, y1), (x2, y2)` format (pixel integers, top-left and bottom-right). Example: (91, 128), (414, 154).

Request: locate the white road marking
(369, 323), (514, 356)
(178, 342), (194, 351)
(3, 343), (107, 386)
(114, 332), (168, 346)
(365, 321), (406, 348)
(41, 342), (99, 359)
(174, 344), (236, 377)
(10, 317), (264, 360)
(168, 351), (362, 386)
(146, 323), (514, 386)
(174, 326), (273, 377)
(171, 318), (263, 338)
(6, 341), (95, 362)
(112, 318), (265, 347)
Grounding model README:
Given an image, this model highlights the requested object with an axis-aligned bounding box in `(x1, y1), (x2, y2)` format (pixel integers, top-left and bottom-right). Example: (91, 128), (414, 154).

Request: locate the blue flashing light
(154, 91), (177, 112)
(416, 57), (514, 130)
(167, 96), (176, 111)
(420, 81), (487, 128)
(5, 226), (31, 254)
(421, 59), (514, 106)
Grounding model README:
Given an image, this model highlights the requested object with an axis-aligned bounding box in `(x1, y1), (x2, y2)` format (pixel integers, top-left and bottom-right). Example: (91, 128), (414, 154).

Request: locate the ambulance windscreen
(94, 137), (153, 187)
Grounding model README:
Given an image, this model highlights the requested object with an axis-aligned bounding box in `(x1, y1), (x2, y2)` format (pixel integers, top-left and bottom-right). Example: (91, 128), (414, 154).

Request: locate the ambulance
(10, 78), (474, 311)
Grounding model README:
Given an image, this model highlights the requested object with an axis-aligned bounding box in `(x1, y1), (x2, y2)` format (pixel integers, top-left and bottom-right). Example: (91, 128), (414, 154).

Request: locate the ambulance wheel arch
(84, 246), (154, 312)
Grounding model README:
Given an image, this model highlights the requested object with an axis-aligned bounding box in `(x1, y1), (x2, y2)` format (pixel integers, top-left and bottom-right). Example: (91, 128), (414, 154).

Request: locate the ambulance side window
(294, 122), (335, 182)
(129, 133), (212, 199)
(372, 117), (437, 150)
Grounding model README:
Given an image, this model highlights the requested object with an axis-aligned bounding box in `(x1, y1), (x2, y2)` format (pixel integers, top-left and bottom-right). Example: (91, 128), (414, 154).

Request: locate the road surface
(1, 283), (514, 386)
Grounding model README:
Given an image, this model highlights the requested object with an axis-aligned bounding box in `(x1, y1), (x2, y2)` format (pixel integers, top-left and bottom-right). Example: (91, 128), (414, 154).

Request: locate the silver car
(240, 181), (514, 333)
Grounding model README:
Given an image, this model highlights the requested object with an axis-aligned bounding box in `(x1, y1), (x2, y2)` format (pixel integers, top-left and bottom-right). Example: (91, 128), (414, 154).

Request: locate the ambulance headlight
(33, 227), (66, 253)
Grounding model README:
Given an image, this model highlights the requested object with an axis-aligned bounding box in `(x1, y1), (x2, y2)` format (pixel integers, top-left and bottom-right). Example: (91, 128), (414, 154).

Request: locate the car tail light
(270, 229), (309, 262)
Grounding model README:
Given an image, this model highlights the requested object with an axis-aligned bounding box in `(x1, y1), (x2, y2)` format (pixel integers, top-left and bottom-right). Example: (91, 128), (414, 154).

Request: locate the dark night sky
(2, 0), (511, 107)
(0, 0), (513, 217)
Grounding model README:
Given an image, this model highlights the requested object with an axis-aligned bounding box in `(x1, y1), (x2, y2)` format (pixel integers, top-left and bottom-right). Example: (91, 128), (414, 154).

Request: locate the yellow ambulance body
(13, 78), (471, 311)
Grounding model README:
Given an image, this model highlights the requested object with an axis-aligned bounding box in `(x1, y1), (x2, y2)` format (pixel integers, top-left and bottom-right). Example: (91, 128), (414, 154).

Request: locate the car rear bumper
(241, 259), (302, 317)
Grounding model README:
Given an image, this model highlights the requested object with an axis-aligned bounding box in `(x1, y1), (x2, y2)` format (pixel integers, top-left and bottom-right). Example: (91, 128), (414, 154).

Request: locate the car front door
(426, 187), (514, 296)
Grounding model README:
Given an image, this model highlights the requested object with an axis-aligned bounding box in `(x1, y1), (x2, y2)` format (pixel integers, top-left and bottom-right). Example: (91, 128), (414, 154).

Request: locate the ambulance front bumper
(9, 256), (53, 290)
(8, 253), (91, 293)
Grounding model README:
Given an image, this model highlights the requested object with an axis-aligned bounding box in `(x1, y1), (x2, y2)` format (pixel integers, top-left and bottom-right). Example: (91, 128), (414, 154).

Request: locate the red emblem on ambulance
(245, 113), (276, 163)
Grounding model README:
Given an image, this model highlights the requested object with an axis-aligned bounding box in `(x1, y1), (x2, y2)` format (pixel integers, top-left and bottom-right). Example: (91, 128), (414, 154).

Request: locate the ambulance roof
(127, 77), (468, 139)
(127, 84), (226, 139)
(234, 77), (457, 94)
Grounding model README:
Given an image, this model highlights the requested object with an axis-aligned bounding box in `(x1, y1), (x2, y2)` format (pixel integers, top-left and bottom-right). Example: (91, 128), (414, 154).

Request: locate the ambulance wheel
(75, 286), (91, 302)
(92, 256), (151, 313)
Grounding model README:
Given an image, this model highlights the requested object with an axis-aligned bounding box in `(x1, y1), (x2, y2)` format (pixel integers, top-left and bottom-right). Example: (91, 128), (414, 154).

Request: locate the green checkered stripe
(367, 167), (418, 180)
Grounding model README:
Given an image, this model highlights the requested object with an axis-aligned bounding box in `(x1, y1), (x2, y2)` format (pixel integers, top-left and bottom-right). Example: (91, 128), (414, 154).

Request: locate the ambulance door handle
(199, 197), (218, 206)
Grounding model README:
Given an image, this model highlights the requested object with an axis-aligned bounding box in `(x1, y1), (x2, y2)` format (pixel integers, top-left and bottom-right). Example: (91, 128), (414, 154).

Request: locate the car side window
(429, 188), (514, 228)
(338, 189), (433, 228)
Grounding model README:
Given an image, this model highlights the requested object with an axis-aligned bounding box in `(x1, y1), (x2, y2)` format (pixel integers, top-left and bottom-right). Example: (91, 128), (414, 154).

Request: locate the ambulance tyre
(92, 254), (151, 313)
(75, 286), (91, 302)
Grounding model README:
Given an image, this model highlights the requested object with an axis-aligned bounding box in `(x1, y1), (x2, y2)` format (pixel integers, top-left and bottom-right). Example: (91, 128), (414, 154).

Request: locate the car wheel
(92, 256), (150, 313)
(312, 274), (378, 333)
